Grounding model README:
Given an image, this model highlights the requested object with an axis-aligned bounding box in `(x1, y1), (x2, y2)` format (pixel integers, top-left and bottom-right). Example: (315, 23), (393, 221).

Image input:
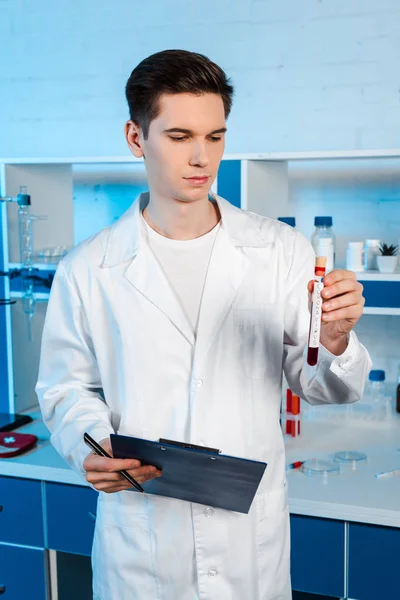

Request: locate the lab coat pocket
(255, 484), (291, 600)
(255, 482), (288, 523)
(92, 493), (158, 600)
(233, 305), (283, 380)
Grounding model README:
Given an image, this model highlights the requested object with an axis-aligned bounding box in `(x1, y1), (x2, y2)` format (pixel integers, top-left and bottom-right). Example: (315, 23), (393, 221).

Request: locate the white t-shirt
(142, 214), (220, 336)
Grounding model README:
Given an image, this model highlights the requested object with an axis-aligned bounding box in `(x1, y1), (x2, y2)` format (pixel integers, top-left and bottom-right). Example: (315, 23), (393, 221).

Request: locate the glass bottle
(364, 239), (380, 271)
(368, 369), (385, 399)
(368, 370), (386, 419)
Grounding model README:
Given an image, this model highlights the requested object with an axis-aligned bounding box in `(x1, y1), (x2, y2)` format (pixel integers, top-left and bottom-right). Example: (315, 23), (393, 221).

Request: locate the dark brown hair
(125, 49), (234, 139)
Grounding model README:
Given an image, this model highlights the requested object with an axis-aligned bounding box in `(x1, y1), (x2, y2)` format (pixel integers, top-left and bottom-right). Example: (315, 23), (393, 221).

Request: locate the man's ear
(124, 120), (145, 159)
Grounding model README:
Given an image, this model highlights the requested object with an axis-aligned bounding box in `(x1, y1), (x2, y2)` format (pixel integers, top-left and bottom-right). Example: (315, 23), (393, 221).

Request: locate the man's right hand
(83, 437), (162, 493)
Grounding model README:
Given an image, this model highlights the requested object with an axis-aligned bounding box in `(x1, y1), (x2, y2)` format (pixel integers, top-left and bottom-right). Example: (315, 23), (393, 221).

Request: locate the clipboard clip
(158, 438), (220, 455)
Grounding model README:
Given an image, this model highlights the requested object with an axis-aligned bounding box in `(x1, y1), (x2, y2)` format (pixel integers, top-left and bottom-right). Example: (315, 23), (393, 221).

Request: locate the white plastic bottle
(311, 217), (335, 272)
(346, 242), (364, 272)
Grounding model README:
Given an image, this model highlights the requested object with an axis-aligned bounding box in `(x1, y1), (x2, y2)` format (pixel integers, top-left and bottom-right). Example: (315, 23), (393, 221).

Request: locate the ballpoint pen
(84, 432), (144, 493)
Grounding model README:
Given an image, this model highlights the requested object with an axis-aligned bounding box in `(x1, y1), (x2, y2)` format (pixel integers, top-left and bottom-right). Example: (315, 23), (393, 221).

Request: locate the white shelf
(2, 148), (400, 165)
(363, 307), (400, 316)
(10, 292), (49, 301)
(227, 149), (400, 161)
(0, 156), (144, 165)
(8, 262), (58, 271)
(355, 270), (400, 281)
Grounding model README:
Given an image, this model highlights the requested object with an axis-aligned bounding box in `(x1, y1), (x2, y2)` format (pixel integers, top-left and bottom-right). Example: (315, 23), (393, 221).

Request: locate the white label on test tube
(309, 280), (324, 348)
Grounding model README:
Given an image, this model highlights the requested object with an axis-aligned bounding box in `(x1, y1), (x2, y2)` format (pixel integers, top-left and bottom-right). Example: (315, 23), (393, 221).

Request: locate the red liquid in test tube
(285, 389), (293, 434)
(291, 394), (300, 438)
(307, 256), (327, 366)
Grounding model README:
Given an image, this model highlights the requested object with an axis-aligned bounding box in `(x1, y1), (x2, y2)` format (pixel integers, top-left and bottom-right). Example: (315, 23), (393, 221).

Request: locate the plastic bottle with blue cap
(367, 369), (390, 419)
(368, 369), (386, 400)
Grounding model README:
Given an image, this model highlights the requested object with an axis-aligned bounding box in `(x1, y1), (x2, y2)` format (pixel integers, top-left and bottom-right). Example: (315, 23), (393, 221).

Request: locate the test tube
(291, 394), (300, 437)
(285, 389), (293, 434)
(307, 256), (327, 366)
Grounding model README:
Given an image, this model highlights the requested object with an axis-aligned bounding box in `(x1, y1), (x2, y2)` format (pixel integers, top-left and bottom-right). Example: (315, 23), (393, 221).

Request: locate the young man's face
(125, 93), (226, 203)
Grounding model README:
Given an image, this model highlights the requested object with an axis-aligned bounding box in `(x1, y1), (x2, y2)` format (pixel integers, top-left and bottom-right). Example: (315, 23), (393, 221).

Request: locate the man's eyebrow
(163, 127), (227, 135)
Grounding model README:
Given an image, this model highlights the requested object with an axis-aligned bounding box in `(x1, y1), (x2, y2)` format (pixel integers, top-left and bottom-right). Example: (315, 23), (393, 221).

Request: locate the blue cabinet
(348, 522), (399, 600)
(290, 515), (345, 598)
(0, 544), (47, 600)
(359, 280), (400, 309)
(217, 160), (241, 208)
(46, 482), (98, 556)
(0, 476), (44, 547)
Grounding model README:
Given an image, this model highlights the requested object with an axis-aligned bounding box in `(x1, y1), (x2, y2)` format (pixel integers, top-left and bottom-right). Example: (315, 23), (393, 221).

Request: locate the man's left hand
(307, 269), (365, 356)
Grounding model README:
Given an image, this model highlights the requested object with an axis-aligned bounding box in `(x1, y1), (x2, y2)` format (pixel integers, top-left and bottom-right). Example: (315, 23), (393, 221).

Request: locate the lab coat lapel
(101, 192), (195, 346)
(124, 248), (195, 346)
(193, 226), (252, 373)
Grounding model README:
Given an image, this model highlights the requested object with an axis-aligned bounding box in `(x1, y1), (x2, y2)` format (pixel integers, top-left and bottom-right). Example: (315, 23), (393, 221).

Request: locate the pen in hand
(84, 432), (145, 493)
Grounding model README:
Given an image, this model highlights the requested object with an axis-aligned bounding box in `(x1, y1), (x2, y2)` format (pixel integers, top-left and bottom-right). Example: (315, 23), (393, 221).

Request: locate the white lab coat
(36, 193), (371, 600)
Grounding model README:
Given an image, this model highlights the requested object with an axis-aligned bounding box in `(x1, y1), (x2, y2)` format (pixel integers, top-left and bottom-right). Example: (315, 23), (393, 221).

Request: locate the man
(36, 50), (371, 600)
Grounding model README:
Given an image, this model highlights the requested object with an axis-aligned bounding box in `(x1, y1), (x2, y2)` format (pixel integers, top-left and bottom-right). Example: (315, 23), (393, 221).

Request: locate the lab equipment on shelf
(35, 246), (69, 264)
(364, 239), (381, 270)
(352, 369), (392, 421)
(0, 186), (47, 340)
(17, 187), (47, 340)
(368, 368), (386, 400)
(311, 216), (335, 272)
(346, 242), (364, 272)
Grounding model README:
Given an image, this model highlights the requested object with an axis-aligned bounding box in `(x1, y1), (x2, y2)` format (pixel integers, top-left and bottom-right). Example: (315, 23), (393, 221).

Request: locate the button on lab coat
(36, 193), (371, 600)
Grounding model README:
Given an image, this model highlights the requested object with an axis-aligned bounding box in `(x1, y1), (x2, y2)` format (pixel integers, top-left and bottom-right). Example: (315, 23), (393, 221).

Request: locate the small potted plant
(377, 243), (399, 273)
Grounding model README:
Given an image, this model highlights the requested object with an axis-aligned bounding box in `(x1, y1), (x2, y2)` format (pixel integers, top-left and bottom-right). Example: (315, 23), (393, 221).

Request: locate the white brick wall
(1, 0), (400, 156)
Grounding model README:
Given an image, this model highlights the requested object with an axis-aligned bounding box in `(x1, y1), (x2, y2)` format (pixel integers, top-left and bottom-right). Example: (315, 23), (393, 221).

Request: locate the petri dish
(333, 451), (367, 468)
(301, 459), (340, 477)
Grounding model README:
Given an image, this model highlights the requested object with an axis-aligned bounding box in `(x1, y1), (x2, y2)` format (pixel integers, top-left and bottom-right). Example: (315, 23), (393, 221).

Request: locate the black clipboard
(110, 434), (267, 514)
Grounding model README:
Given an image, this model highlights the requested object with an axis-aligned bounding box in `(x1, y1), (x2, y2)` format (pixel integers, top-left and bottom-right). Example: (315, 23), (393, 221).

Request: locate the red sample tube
(307, 256), (327, 366)
(291, 394), (300, 437)
(285, 389), (293, 434)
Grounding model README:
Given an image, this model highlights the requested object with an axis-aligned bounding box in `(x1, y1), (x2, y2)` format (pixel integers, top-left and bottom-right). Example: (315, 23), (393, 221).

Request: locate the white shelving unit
(1, 149), (399, 414)
(354, 271), (400, 281)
